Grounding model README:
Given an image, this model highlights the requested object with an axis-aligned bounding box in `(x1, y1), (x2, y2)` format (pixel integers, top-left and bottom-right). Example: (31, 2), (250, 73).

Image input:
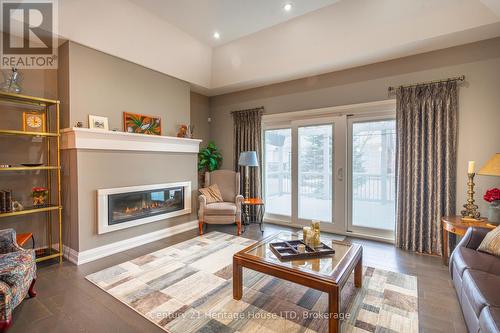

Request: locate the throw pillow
(199, 184), (223, 204)
(478, 225), (500, 257)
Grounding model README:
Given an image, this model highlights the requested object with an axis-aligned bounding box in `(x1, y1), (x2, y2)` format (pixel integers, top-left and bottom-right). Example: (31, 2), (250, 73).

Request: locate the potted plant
(484, 188), (500, 225)
(32, 187), (48, 207)
(198, 141), (223, 187)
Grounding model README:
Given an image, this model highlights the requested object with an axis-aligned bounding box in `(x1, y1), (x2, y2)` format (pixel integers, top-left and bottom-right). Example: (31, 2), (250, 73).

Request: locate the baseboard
(53, 220), (198, 265)
(264, 218), (394, 244)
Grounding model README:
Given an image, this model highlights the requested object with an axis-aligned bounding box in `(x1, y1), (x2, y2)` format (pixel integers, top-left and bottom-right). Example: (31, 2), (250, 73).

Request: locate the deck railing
(265, 171), (395, 202)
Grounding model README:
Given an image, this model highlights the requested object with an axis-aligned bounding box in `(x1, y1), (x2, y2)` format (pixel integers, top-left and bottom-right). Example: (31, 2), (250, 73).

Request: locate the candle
(467, 161), (475, 174)
(303, 227), (311, 242)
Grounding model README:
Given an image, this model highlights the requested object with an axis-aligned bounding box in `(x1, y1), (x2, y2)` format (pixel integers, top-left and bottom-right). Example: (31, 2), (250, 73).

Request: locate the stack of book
(0, 190), (12, 213)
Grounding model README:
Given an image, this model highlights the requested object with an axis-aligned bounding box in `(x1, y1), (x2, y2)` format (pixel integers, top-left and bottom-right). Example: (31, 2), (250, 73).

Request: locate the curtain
(232, 107), (264, 198)
(395, 81), (458, 255)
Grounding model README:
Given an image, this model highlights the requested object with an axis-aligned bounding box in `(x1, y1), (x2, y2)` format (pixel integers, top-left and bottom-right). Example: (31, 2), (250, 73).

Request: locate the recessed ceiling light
(284, 3), (292, 11)
(213, 32), (220, 39)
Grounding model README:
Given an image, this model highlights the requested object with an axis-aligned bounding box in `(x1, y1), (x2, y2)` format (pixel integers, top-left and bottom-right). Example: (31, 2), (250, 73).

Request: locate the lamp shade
(478, 153), (500, 176)
(238, 151), (259, 167)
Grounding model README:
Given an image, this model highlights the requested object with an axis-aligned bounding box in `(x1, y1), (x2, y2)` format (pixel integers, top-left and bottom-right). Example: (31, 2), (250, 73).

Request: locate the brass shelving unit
(0, 91), (62, 263)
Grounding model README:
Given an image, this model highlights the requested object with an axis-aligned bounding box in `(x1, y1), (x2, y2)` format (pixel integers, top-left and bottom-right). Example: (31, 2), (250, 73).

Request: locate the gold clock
(23, 111), (46, 133)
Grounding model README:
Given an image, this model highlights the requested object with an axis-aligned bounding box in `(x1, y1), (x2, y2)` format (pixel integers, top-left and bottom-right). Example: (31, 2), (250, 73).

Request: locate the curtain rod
(230, 106), (264, 114)
(388, 75), (465, 92)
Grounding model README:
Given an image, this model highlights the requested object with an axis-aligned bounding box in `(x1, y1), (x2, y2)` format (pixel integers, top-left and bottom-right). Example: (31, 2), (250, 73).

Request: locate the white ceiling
(128, 0), (339, 46)
(57, 0), (500, 95)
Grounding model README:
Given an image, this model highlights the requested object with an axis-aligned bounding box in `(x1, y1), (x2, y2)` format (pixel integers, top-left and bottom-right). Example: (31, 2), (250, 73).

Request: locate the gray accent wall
(210, 37), (500, 217)
(58, 41), (198, 253)
(190, 91), (211, 145)
(70, 150), (197, 252)
(64, 41), (190, 136)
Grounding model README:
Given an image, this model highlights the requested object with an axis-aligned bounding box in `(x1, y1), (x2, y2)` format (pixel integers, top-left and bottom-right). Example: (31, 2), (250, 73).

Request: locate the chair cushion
(199, 184), (223, 204)
(0, 250), (36, 311)
(452, 246), (500, 278)
(204, 202), (237, 216)
(462, 269), (500, 317)
(479, 307), (500, 333)
(208, 170), (237, 202)
(478, 226), (500, 258)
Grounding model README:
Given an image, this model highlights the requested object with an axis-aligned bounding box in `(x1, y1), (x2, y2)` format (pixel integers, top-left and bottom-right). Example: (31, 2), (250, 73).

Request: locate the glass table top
(244, 231), (353, 277)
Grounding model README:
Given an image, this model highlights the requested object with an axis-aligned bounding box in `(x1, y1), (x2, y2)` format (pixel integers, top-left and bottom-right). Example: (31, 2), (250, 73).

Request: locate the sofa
(0, 229), (37, 332)
(450, 227), (500, 333)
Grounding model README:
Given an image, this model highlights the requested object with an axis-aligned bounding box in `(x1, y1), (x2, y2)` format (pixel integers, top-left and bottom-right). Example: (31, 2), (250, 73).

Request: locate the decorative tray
(270, 239), (335, 261)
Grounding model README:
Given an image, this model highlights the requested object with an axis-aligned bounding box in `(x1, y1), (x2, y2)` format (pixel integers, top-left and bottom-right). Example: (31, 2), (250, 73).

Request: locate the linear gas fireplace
(97, 182), (191, 234)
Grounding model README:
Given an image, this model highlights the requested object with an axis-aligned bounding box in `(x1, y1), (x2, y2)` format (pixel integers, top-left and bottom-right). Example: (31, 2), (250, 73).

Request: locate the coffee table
(233, 232), (363, 333)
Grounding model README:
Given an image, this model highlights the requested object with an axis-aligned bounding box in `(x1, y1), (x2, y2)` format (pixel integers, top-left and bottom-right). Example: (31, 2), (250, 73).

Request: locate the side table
(441, 215), (495, 265)
(16, 232), (34, 249)
(242, 198), (265, 233)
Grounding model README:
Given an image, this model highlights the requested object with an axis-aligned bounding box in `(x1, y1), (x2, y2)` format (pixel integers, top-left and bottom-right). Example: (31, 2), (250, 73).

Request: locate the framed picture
(23, 111), (46, 133)
(123, 112), (162, 136)
(88, 115), (109, 130)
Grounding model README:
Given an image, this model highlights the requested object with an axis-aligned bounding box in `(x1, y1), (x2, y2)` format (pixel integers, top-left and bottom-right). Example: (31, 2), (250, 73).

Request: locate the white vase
(487, 200), (500, 225)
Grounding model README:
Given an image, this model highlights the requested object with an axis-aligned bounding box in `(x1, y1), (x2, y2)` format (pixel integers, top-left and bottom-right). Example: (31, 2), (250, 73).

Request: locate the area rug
(86, 232), (418, 333)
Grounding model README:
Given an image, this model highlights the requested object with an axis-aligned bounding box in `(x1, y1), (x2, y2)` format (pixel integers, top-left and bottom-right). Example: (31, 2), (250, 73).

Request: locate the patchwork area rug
(86, 232), (418, 333)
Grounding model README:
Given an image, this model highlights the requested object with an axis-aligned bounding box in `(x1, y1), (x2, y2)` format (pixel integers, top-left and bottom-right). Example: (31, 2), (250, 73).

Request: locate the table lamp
(238, 151), (259, 199)
(478, 153), (500, 177)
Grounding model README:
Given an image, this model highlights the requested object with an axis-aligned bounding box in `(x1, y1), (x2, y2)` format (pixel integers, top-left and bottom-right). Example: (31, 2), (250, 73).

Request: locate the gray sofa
(450, 227), (500, 333)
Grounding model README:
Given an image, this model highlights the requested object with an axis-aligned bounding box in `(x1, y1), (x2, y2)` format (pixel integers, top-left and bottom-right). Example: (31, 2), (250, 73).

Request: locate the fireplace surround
(97, 182), (191, 234)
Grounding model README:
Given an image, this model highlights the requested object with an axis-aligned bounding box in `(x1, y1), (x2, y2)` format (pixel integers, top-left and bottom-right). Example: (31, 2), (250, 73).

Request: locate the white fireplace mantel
(61, 127), (202, 153)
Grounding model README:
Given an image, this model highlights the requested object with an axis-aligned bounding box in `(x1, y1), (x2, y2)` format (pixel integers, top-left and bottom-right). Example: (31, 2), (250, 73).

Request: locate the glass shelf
(0, 205), (61, 218)
(0, 91), (59, 107)
(0, 129), (59, 137)
(35, 248), (62, 263)
(0, 166), (60, 171)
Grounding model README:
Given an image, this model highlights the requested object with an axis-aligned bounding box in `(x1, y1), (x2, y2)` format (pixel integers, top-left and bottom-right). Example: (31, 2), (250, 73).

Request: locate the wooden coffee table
(233, 232), (363, 333)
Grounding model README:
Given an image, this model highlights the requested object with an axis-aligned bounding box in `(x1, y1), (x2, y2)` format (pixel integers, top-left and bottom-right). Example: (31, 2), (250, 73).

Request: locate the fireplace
(97, 182), (191, 234)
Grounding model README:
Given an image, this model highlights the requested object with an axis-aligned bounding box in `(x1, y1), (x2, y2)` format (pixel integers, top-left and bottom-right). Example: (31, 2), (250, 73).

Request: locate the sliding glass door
(264, 128), (292, 220)
(348, 118), (396, 237)
(263, 117), (345, 233)
(298, 124), (333, 222)
(263, 107), (396, 240)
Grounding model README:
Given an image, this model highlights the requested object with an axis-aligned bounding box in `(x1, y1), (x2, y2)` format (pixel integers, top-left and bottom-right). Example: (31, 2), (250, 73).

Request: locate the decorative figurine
(177, 124), (195, 138)
(11, 200), (23, 212)
(1, 67), (22, 94)
(311, 220), (321, 247)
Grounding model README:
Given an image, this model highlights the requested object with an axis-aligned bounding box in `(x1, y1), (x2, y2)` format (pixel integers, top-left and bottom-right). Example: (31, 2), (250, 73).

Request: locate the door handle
(337, 167), (343, 181)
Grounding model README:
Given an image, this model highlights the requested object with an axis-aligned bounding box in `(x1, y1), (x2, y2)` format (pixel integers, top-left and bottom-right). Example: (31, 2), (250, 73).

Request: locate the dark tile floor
(9, 223), (466, 333)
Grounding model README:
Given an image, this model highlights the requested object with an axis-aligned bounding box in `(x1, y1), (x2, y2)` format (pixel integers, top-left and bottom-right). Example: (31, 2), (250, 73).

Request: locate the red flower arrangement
(484, 188), (500, 203)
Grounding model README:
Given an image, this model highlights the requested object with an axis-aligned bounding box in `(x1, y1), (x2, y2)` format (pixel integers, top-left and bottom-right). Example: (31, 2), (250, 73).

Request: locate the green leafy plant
(198, 141), (223, 173)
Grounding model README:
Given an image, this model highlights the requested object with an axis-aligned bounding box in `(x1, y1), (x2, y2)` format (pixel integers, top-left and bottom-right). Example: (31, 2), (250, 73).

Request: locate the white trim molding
(97, 182), (192, 234)
(57, 220), (198, 265)
(61, 127), (202, 153)
(262, 99), (396, 126)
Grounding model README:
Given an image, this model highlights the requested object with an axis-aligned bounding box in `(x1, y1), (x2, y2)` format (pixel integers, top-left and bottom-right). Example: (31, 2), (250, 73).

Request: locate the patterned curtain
(232, 107), (264, 198)
(395, 81), (458, 255)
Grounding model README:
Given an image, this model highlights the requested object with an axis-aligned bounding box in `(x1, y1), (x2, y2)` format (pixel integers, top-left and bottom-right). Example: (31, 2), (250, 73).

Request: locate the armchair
(198, 170), (244, 236)
(0, 229), (37, 332)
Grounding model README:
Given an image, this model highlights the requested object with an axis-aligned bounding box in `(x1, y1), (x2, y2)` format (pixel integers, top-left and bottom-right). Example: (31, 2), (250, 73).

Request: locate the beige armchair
(198, 170), (244, 236)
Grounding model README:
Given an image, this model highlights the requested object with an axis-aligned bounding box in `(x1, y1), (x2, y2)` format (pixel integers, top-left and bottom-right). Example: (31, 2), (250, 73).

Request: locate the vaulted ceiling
(57, 0), (500, 95)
